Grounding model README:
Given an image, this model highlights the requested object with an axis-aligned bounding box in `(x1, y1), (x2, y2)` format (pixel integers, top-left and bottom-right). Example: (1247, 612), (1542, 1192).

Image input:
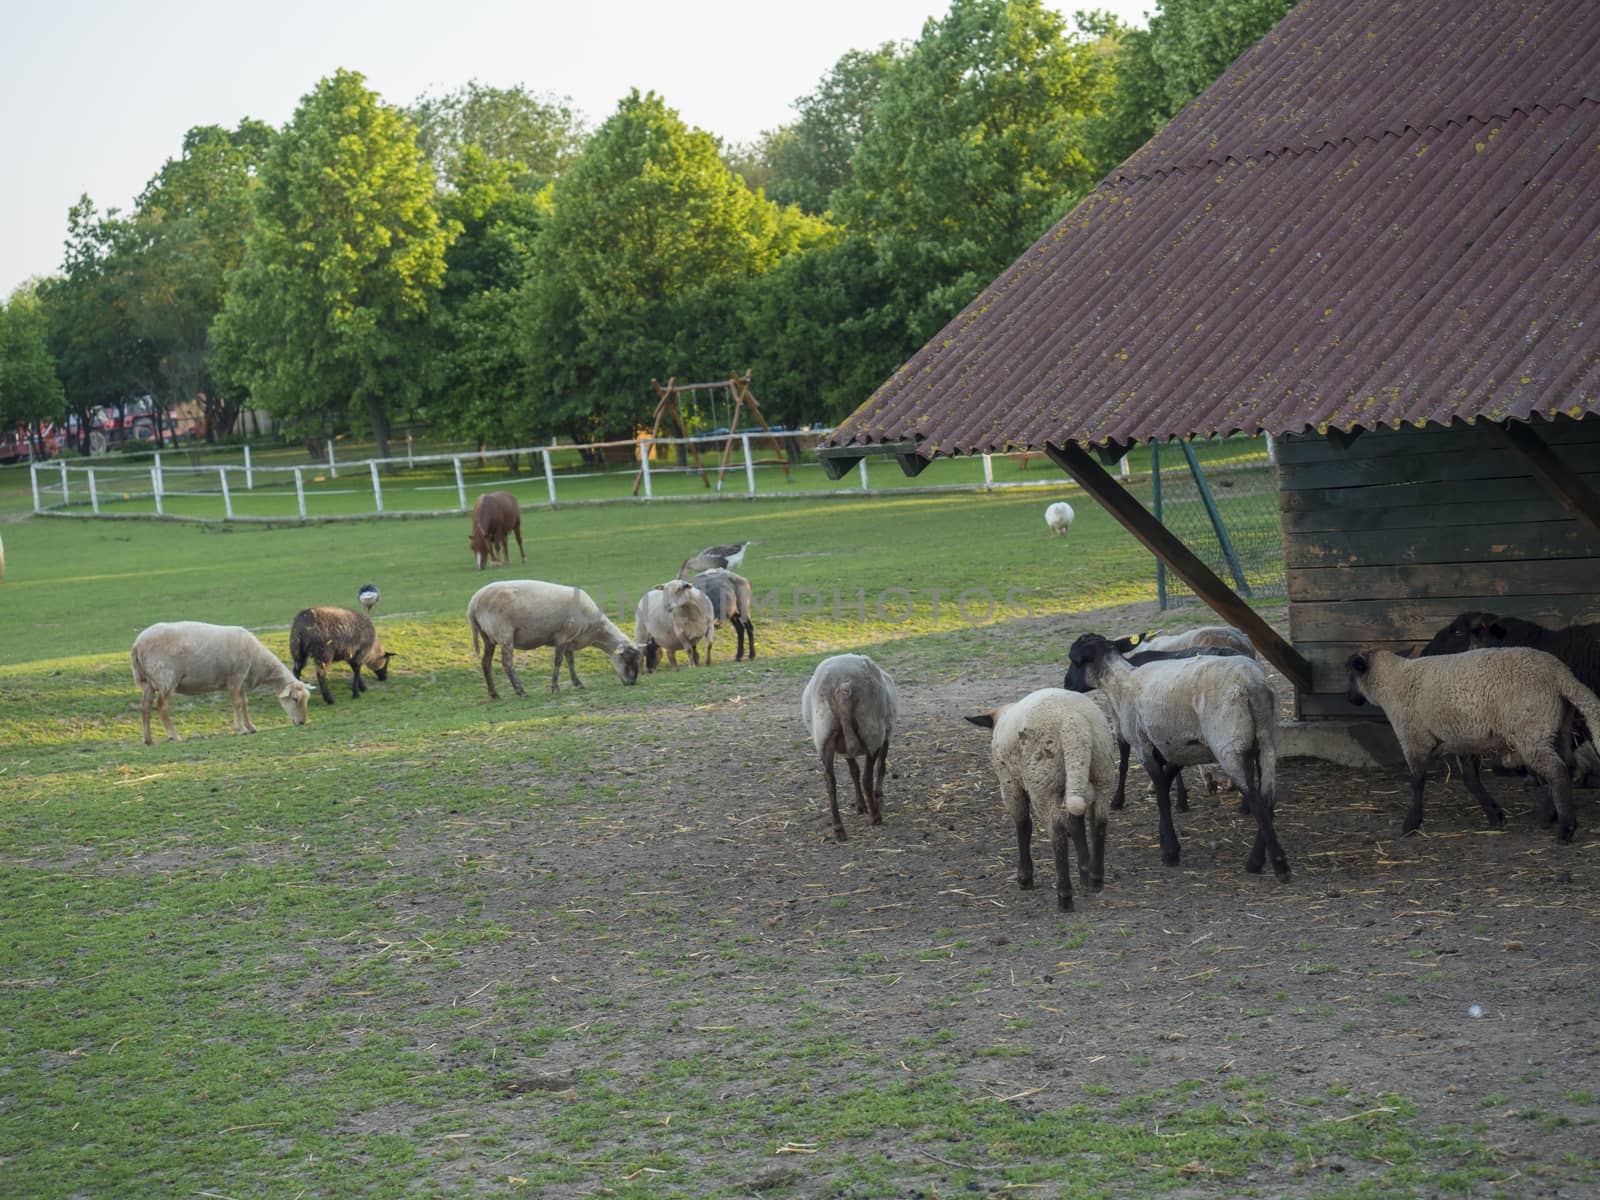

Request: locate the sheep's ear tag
(1128, 634), (1142, 646)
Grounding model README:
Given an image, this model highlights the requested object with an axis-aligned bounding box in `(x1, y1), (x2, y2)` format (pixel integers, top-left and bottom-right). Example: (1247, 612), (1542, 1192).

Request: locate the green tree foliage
(519, 90), (832, 440)
(213, 69), (455, 458)
(836, 0), (1120, 344)
(1147, 0), (1296, 115)
(408, 81), (587, 194)
(0, 285), (67, 450)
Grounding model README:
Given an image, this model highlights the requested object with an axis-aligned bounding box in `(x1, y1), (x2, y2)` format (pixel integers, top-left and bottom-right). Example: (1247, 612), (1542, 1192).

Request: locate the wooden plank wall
(1278, 417), (1600, 719)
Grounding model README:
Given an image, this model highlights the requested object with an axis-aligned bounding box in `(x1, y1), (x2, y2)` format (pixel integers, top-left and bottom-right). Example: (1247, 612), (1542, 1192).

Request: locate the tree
(518, 90), (831, 441)
(213, 69), (455, 458)
(408, 81), (587, 194)
(835, 0), (1121, 342)
(0, 285), (67, 453)
(1146, 0), (1297, 116)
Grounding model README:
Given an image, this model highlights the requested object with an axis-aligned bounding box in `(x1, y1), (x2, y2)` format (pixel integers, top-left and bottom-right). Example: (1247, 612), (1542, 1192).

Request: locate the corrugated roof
(828, 0), (1600, 458)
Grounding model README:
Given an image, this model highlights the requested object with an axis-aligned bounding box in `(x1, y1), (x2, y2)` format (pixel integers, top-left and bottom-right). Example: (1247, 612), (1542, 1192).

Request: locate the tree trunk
(363, 393), (391, 461)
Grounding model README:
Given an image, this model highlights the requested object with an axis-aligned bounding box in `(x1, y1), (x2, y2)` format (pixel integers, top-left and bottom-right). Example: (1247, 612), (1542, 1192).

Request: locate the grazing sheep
(966, 688), (1118, 911)
(290, 606), (393, 705)
(1345, 646), (1600, 842)
(130, 621), (311, 745)
(678, 541), (749, 577)
(469, 491), (526, 570)
(689, 568), (757, 662)
(800, 654), (898, 841)
(1044, 501), (1075, 536)
(358, 583), (380, 614)
(468, 580), (641, 698)
(634, 579), (716, 670)
(1065, 633), (1289, 880)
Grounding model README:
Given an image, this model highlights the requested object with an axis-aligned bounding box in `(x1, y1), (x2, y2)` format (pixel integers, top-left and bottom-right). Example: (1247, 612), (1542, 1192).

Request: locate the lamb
(800, 654), (898, 841)
(634, 579), (715, 670)
(679, 541), (749, 577)
(468, 580), (642, 698)
(468, 491), (526, 570)
(966, 688), (1118, 911)
(1065, 633), (1289, 879)
(1044, 501), (1075, 536)
(689, 568), (757, 661)
(290, 606), (394, 704)
(1345, 646), (1600, 842)
(130, 621), (311, 745)
(1117, 625), (1256, 659)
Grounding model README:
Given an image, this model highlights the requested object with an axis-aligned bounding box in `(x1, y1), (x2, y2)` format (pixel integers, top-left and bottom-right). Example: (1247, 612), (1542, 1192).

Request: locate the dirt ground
(375, 607), (1600, 1196)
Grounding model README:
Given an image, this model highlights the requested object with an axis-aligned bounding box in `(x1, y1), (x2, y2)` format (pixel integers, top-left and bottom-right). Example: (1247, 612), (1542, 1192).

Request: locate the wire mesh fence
(1149, 439), (1286, 608)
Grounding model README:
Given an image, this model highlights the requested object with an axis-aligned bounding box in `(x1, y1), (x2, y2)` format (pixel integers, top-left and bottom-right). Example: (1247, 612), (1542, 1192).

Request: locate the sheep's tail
(1061, 741), (1091, 818)
(469, 606), (481, 657)
(1557, 670), (1600, 748)
(129, 643), (144, 686)
(827, 679), (867, 756)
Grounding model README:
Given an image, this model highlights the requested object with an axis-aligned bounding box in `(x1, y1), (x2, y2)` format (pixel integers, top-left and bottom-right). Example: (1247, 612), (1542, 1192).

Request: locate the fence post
(542, 448), (557, 504)
(327, 439), (337, 478)
(1265, 433), (1277, 464)
(151, 465), (164, 515)
(153, 452), (161, 502)
(742, 434), (756, 495)
(219, 467), (232, 519)
(858, 457), (869, 491)
(1152, 442), (1166, 610)
(370, 460), (383, 514)
(1119, 455), (1130, 479)
(30, 462), (40, 512)
(1179, 441), (1251, 596)
(407, 432), (414, 469)
(244, 443), (253, 489)
(982, 454), (994, 490)
(640, 439), (653, 500)
(59, 460), (70, 506)
(453, 457), (467, 511)
(294, 467), (307, 519)
(89, 467), (100, 514)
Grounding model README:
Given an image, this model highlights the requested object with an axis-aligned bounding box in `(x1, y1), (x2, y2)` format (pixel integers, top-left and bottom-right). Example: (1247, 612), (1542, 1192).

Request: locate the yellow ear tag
(1129, 634), (1141, 646)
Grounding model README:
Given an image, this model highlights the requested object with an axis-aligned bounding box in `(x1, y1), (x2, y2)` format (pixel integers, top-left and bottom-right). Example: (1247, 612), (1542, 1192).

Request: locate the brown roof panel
(829, 0), (1600, 458)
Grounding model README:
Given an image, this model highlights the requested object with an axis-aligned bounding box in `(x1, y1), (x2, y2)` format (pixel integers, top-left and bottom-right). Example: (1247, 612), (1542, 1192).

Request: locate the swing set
(631, 372), (793, 495)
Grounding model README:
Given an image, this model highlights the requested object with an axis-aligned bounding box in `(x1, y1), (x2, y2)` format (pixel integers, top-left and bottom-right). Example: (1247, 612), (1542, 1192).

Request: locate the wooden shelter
(819, 0), (1600, 717)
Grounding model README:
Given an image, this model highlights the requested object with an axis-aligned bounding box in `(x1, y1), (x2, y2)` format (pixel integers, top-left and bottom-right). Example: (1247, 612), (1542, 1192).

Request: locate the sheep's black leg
(1068, 812), (1092, 894)
(1174, 769), (1191, 813)
(823, 750), (846, 841)
(733, 618), (745, 661)
(1014, 810), (1034, 890)
(349, 663), (364, 700)
(480, 638), (501, 700)
(497, 645), (523, 696)
(1111, 739), (1130, 810)
(1526, 744), (1578, 843)
(874, 736), (889, 803)
(845, 756), (867, 814)
(1402, 764), (1428, 834)
(1052, 817), (1075, 912)
(1091, 817), (1108, 891)
(314, 661), (335, 706)
(1459, 755), (1506, 828)
(688, 643), (700, 667)
(1251, 788), (1290, 880)
(862, 749), (883, 824)
(565, 649), (584, 689)
(743, 617), (756, 660)
(1149, 750), (1182, 867)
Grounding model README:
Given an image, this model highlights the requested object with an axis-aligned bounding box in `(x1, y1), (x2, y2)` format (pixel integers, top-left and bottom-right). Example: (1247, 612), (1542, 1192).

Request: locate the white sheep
(130, 621), (311, 745)
(1346, 646), (1600, 842)
(468, 580), (642, 698)
(1065, 632), (1289, 880)
(1044, 501), (1075, 536)
(800, 654), (898, 841)
(966, 688), (1118, 911)
(1122, 625), (1255, 659)
(634, 578), (715, 670)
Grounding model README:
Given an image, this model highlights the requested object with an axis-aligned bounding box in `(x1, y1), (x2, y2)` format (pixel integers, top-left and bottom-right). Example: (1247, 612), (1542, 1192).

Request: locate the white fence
(30, 429), (1137, 522)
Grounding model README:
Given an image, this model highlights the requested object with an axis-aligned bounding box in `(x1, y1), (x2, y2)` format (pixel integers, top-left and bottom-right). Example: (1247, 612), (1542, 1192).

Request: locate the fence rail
(31, 429), (1132, 522)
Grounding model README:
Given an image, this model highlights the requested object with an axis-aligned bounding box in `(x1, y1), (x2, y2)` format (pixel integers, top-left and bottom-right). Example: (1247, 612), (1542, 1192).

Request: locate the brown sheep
(290, 606), (393, 705)
(469, 491), (526, 570)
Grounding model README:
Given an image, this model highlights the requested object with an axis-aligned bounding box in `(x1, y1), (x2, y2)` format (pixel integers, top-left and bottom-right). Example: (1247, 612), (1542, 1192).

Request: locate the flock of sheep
(124, 492), (1599, 910)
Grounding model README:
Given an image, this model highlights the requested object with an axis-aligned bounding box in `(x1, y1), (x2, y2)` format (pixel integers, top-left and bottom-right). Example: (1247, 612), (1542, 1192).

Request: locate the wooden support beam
(1045, 440), (1313, 693)
(1492, 419), (1600, 540)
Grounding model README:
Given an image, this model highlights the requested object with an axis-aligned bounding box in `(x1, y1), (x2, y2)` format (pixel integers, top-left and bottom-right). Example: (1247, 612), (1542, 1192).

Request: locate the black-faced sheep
(469, 491), (526, 571)
(801, 654), (898, 841)
(1345, 646), (1600, 842)
(468, 580), (642, 698)
(131, 621), (311, 744)
(689, 568), (756, 662)
(966, 688), (1118, 911)
(1065, 633), (1289, 880)
(634, 579), (715, 670)
(290, 606), (393, 705)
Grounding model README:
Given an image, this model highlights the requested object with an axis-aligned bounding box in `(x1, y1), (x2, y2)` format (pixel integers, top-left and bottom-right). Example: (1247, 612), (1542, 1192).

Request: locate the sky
(0, 0), (1155, 299)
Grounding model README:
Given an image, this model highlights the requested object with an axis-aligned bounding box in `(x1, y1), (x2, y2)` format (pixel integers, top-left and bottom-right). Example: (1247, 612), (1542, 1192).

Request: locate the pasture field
(2, 491), (1598, 1199)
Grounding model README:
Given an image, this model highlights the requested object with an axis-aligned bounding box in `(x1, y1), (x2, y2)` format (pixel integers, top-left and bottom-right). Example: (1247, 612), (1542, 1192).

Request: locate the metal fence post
(1119, 455), (1130, 479)
(982, 454), (994, 490)
(88, 467), (100, 514)
(640, 439), (653, 500)
(453, 457), (467, 511)
(542, 448), (557, 504)
(294, 467), (306, 519)
(219, 467), (232, 519)
(1152, 442), (1166, 610)
(1179, 440), (1251, 595)
(29, 462), (40, 512)
(327, 439), (337, 478)
(742, 433), (756, 495)
(152, 452), (161, 503)
(244, 443), (253, 489)
(59, 460), (70, 506)
(858, 457), (869, 490)
(370, 461), (383, 514)
(151, 465), (164, 515)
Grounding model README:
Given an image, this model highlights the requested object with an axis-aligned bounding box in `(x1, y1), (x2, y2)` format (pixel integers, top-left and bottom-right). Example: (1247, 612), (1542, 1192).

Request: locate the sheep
(678, 541), (749, 577)
(130, 621), (311, 745)
(290, 606), (394, 705)
(689, 567), (757, 662)
(468, 491), (526, 571)
(966, 688), (1118, 911)
(468, 580), (642, 698)
(1116, 625), (1256, 659)
(800, 654), (898, 841)
(634, 579), (716, 670)
(1345, 646), (1600, 842)
(1065, 633), (1289, 879)
(1044, 500), (1074, 536)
